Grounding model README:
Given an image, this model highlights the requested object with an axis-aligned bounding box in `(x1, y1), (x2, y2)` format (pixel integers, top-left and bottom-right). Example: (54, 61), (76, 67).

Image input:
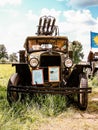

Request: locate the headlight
(29, 58), (39, 67)
(64, 58), (73, 68)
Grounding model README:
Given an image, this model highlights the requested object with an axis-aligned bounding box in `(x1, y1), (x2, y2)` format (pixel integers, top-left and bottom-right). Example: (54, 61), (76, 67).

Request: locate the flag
(91, 31), (98, 48)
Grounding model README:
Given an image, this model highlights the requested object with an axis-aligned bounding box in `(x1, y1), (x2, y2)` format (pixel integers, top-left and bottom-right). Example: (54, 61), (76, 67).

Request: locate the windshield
(25, 36), (68, 52)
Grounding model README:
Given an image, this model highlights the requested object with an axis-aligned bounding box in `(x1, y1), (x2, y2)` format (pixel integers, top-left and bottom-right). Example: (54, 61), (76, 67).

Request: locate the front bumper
(8, 85), (92, 95)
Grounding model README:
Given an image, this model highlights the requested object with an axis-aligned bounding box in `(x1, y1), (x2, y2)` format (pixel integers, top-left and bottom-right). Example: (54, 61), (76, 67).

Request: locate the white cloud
(2, 9), (20, 17)
(57, 9), (98, 59)
(26, 10), (38, 21)
(58, 10), (95, 35)
(0, 22), (27, 53)
(68, 0), (98, 8)
(63, 10), (96, 25)
(41, 8), (61, 18)
(1, 7), (98, 60)
(0, 0), (22, 6)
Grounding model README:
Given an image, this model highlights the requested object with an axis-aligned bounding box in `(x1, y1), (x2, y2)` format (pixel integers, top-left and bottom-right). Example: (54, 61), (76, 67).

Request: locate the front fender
(12, 63), (32, 85)
(67, 63), (89, 88)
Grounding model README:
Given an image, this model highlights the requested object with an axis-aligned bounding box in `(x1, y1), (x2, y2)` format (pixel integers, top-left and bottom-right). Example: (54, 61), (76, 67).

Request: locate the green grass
(88, 76), (98, 112)
(0, 64), (98, 130)
(0, 64), (67, 130)
(0, 64), (15, 87)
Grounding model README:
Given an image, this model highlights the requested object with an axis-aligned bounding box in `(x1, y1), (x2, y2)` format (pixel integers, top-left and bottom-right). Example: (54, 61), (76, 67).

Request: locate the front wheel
(7, 73), (22, 105)
(78, 73), (88, 110)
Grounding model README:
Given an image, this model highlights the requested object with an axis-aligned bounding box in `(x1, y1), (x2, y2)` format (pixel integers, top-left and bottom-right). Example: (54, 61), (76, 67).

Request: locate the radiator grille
(40, 53), (61, 81)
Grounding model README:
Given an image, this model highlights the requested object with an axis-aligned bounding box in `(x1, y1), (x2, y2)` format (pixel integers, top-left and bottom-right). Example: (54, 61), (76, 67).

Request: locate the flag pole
(90, 31), (92, 51)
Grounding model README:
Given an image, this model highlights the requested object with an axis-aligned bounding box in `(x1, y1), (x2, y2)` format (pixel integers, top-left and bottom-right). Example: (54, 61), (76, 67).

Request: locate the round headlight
(29, 58), (39, 67)
(64, 58), (73, 68)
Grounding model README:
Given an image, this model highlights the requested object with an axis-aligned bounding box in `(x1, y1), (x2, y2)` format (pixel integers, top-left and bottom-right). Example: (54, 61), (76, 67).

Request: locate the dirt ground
(39, 110), (98, 130)
(38, 88), (98, 130)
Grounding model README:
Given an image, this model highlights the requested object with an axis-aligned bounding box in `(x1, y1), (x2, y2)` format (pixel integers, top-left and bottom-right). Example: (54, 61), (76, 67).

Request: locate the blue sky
(0, 0), (98, 59)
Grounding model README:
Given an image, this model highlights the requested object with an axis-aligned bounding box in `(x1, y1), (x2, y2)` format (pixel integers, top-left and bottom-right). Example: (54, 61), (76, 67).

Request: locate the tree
(9, 53), (18, 62)
(0, 44), (8, 61)
(70, 41), (84, 63)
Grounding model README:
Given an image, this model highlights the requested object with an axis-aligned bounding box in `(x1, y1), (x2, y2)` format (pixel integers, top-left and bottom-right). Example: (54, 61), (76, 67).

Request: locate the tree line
(0, 44), (18, 63)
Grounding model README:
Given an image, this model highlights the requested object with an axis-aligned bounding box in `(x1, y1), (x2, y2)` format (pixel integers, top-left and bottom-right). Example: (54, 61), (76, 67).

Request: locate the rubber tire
(78, 73), (88, 110)
(7, 73), (21, 105)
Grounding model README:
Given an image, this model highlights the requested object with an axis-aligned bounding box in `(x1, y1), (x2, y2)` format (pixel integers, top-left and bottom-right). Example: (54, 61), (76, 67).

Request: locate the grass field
(0, 64), (67, 130)
(0, 64), (98, 130)
(0, 64), (43, 130)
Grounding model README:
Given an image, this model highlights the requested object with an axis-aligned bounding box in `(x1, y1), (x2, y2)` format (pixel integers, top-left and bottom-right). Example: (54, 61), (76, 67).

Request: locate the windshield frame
(24, 36), (68, 53)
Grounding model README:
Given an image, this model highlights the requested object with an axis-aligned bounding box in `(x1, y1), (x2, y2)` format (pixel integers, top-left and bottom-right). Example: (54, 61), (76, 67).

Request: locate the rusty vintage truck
(7, 16), (92, 110)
